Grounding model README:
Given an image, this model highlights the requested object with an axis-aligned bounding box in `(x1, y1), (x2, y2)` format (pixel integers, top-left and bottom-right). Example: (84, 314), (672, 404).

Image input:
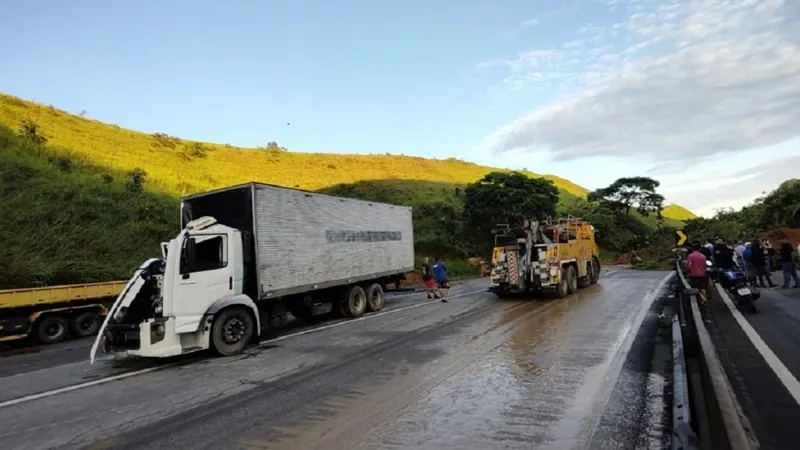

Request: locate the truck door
(172, 233), (233, 333)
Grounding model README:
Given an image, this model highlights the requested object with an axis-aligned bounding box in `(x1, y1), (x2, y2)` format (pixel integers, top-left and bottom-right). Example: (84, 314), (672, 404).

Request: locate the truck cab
(91, 216), (260, 362)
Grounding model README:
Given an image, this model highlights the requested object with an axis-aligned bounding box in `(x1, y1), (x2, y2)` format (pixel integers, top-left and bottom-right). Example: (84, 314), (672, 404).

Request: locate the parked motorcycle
(719, 267), (759, 313)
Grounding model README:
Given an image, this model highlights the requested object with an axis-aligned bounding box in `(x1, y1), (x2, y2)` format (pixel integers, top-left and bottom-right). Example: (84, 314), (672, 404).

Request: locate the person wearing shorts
(432, 256), (450, 302)
(420, 257), (437, 299)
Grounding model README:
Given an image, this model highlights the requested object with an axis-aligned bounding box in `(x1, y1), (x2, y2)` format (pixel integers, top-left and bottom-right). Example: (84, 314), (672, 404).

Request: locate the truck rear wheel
(365, 283), (385, 312)
(36, 316), (68, 344)
(70, 312), (101, 337)
(555, 269), (569, 298)
(340, 286), (367, 318)
(567, 265), (578, 294)
(211, 307), (254, 356)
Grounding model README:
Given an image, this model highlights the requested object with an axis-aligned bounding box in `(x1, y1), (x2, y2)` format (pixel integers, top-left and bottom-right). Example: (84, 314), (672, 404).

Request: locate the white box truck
(90, 182), (414, 362)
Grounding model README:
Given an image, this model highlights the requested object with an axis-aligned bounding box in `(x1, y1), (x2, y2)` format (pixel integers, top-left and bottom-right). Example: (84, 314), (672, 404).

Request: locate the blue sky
(1, 0), (798, 216)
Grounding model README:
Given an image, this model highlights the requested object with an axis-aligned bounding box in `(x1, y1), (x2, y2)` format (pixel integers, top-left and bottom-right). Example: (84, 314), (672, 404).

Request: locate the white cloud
(477, 0), (800, 213)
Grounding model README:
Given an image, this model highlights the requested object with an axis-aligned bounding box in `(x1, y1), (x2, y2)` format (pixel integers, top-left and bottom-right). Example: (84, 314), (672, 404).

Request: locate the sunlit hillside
(0, 93), (694, 220)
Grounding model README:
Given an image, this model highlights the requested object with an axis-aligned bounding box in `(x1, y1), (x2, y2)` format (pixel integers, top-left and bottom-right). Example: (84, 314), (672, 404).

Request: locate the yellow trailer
(0, 281), (126, 344)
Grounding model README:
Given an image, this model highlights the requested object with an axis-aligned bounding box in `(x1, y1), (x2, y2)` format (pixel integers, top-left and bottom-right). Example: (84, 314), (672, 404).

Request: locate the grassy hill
(0, 93), (696, 288)
(0, 93), (693, 220)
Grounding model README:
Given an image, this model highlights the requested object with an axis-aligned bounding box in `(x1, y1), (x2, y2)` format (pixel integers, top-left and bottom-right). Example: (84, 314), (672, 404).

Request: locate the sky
(1, 0), (798, 217)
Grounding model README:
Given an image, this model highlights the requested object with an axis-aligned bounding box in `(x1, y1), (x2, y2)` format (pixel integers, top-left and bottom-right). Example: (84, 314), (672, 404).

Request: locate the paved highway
(0, 269), (673, 450)
(703, 272), (800, 450)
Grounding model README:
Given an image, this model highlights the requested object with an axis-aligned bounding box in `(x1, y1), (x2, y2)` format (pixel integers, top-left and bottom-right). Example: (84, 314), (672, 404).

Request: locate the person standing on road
(432, 256), (450, 302)
(686, 244), (709, 302)
(751, 241), (777, 288)
(420, 257), (438, 299)
(778, 242), (800, 289)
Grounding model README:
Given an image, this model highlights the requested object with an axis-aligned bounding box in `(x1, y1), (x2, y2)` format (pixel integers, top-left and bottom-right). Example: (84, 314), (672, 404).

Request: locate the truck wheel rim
(223, 317), (246, 344)
(46, 323), (64, 338)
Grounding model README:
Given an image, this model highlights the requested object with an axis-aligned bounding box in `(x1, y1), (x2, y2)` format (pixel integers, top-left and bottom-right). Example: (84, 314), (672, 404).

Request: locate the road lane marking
(0, 287), (490, 409)
(0, 365), (168, 409)
(715, 284), (800, 405)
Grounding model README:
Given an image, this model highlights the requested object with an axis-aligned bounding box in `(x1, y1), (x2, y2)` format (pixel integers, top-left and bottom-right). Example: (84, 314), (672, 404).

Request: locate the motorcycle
(719, 266), (759, 313)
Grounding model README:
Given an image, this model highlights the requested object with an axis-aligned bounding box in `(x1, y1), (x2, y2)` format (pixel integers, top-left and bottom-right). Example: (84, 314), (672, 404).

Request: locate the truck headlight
(151, 323), (166, 344)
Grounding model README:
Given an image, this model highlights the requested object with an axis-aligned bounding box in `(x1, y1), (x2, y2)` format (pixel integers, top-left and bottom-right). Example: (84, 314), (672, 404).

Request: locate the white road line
(715, 283), (800, 405)
(0, 287), (490, 410)
(0, 365), (168, 409)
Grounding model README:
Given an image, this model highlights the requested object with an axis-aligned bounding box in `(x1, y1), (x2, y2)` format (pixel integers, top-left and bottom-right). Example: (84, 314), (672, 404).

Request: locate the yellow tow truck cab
(489, 216), (600, 298)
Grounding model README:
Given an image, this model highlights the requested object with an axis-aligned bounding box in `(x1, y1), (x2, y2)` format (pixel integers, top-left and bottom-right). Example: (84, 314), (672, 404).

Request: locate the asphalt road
(0, 269), (673, 450)
(702, 272), (800, 450)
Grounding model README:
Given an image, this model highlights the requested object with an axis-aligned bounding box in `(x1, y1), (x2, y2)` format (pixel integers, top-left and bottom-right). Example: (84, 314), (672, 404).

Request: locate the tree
(588, 177), (665, 217)
(463, 172), (559, 254)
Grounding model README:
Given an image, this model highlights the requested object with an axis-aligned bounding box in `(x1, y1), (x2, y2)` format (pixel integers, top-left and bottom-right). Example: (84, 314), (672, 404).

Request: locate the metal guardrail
(672, 312), (698, 450)
(674, 260), (759, 450)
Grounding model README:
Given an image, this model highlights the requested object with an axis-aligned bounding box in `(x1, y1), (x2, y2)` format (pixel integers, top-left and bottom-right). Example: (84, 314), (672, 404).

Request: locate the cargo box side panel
(253, 185), (414, 296)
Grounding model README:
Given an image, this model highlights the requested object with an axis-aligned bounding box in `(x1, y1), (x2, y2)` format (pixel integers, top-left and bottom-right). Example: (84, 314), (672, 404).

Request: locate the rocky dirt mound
(761, 227), (800, 248)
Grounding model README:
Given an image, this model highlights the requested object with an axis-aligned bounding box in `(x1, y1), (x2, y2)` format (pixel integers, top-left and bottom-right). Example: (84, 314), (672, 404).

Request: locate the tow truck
(489, 216), (600, 298)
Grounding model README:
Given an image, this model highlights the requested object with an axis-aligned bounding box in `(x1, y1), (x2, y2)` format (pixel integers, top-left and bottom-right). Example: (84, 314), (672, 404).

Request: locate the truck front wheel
(35, 316), (68, 344)
(211, 307), (254, 356)
(555, 269), (569, 299)
(365, 283), (385, 312)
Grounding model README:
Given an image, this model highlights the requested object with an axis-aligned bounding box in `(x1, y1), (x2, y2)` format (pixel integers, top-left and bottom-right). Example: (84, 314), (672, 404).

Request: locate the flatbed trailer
(0, 281), (126, 344)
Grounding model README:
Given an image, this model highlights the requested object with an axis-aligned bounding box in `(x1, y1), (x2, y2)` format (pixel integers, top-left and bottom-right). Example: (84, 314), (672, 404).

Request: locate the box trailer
(90, 182), (414, 361)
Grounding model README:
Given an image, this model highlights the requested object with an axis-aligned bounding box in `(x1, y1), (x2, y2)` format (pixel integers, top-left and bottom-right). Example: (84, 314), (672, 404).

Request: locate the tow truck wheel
(555, 268), (569, 298)
(365, 283), (385, 312)
(589, 258), (600, 284)
(70, 312), (101, 337)
(35, 316), (69, 344)
(211, 307), (254, 356)
(567, 265), (578, 294)
(341, 285), (367, 318)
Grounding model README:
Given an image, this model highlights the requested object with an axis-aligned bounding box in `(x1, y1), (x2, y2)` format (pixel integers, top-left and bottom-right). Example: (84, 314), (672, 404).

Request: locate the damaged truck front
(91, 182), (414, 363)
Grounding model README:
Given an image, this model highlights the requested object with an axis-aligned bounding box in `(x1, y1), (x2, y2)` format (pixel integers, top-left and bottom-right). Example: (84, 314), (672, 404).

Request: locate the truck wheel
(578, 262), (591, 288)
(341, 285), (367, 318)
(589, 258), (600, 284)
(70, 312), (101, 337)
(36, 316), (68, 344)
(567, 265), (578, 294)
(211, 307), (254, 356)
(365, 283), (385, 312)
(555, 269), (569, 298)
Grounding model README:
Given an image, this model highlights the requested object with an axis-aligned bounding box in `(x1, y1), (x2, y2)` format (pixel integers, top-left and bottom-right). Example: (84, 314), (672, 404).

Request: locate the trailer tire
(555, 269), (569, 298)
(341, 285), (367, 318)
(365, 283), (385, 312)
(35, 316), (69, 344)
(70, 312), (101, 337)
(211, 307), (254, 356)
(567, 265), (578, 294)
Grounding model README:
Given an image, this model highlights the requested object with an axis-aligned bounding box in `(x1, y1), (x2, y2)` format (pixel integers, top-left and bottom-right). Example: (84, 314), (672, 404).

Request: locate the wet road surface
(0, 269), (672, 450)
(702, 272), (800, 450)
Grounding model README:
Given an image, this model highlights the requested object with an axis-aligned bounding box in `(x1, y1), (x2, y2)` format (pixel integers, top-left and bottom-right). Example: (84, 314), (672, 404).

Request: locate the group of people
(420, 257), (450, 302)
(685, 237), (800, 295)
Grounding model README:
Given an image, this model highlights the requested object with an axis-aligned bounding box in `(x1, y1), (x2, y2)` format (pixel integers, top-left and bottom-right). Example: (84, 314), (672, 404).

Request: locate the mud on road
(0, 270), (673, 450)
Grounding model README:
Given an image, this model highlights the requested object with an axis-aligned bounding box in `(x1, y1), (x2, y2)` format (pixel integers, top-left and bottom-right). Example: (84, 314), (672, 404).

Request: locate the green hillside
(0, 93), (693, 220)
(0, 93), (698, 288)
